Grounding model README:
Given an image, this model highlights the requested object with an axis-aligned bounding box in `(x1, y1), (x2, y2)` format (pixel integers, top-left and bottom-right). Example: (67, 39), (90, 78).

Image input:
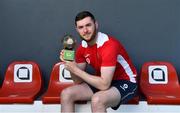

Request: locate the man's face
(76, 17), (97, 42)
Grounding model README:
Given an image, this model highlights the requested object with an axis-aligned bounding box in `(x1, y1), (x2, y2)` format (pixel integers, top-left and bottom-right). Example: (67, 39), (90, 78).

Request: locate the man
(60, 11), (137, 113)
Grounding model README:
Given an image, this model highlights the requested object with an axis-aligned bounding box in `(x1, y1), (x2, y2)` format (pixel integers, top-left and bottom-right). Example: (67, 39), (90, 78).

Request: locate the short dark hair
(75, 11), (96, 26)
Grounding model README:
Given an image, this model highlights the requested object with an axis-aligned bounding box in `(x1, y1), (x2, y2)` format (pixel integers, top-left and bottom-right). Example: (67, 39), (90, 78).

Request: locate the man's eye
(86, 24), (91, 27)
(78, 26), (83, 29)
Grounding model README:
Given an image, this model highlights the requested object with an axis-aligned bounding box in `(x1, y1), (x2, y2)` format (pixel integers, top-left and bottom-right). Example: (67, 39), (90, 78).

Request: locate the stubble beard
(80, 27), (98, 43)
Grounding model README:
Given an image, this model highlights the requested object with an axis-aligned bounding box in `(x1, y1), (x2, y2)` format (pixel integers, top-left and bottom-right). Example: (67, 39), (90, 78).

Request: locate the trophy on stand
(62, 35), (76, 61)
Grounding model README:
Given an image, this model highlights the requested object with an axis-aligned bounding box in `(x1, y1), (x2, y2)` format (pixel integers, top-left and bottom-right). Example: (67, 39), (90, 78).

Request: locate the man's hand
(59, 49), (85, 84)
(59, 50), (65, 62)
(64, 61), (79, 75)
(60, 49), (78, 73)
(64, 61), (84, 84)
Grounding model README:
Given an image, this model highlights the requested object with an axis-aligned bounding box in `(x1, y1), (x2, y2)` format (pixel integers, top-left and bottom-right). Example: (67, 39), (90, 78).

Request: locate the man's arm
(59, 49), (86, 84)
(65, 61), (115, 90)
(70, 62), (86, 84)
(75, 66), (115, 90)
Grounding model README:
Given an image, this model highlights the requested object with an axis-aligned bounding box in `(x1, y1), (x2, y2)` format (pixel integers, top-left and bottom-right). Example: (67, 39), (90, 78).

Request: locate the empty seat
(42, 62), (74, 104)
(140, 61), (180, 104)
(0, 61), (43, 104)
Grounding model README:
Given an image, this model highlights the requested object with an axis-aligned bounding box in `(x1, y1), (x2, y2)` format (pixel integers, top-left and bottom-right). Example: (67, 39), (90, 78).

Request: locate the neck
(87, 32), (98, 46)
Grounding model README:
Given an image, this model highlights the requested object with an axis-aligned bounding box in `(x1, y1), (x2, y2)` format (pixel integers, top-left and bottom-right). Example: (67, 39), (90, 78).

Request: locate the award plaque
(62, 35), (76, 61)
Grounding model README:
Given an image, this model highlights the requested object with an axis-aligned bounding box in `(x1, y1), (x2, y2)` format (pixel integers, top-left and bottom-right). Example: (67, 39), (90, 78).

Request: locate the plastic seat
(140, 61), (180, 104)
(0, 61), (43, 104)
(125, 95), (139, 104)
(42, 62), (74, 104)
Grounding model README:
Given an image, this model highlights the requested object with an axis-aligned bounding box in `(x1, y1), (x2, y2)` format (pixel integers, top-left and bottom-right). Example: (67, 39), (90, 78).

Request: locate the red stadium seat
(126, 95), (140, 104)
(42, 62), (74, 104)
(42, 62), (139, 104)
(140, 61), (180, 104)
(0, 61), (43, 104)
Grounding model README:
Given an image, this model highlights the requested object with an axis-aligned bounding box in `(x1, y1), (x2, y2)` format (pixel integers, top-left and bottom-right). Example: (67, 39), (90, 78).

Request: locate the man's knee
(61, 88), (74, 102)
(91, 93), (106, 108)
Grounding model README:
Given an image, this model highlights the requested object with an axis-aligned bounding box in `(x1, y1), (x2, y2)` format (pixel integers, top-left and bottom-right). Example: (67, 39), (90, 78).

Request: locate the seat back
(1, 61), (42, 93)
(48, 62), (74, 88)
(140, 61), (179, 95)
(42, 62), (74, 104)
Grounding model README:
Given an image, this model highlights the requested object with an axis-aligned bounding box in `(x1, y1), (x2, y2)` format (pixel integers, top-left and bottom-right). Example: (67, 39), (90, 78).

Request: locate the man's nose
(83, 27), (88, 33)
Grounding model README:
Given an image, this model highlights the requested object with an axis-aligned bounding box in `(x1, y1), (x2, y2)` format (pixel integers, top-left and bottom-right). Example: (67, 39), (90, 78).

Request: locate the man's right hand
(59, 50), (65, 62)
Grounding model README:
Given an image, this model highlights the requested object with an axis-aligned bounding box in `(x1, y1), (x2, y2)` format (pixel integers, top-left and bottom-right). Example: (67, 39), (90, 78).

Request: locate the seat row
(0, 61), (179, 104)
